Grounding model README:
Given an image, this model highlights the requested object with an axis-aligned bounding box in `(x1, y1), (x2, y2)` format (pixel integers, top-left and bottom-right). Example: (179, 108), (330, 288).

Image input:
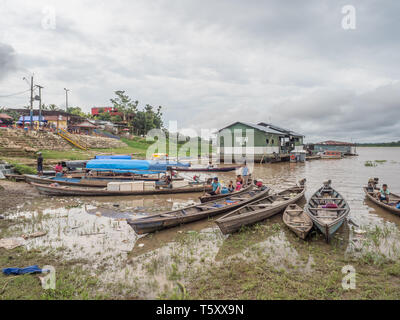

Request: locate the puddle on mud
(2, 147), (400, 298)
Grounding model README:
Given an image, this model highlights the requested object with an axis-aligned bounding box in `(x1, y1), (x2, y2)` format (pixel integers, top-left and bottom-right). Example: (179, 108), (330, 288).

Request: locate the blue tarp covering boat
(94, 155), (132, 160)
(86, 159), (190, 174)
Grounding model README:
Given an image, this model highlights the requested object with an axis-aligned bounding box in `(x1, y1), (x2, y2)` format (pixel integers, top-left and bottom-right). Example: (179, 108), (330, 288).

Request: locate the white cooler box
(107, 182), (120, 191)
(132, 181), (144, 191)
(143, 181), (156, 191)
(119, 182), (133, 192)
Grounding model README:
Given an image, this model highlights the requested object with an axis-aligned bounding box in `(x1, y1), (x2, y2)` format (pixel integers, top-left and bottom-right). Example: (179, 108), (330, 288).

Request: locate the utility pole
(64, 88), (70, 111)
(36, 85), (43, 128)
(29, 76), (34, 130)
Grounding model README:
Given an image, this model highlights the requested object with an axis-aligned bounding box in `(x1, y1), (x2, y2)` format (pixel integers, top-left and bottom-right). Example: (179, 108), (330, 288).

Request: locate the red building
(91, 107), (123, 117)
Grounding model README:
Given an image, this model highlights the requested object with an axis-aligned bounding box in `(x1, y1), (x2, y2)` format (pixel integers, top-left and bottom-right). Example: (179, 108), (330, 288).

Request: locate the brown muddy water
(2, 147), (400, 298)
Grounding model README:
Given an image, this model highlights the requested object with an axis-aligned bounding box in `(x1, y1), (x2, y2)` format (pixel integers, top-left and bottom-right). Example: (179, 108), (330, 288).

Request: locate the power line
(0, 89), (31, 98)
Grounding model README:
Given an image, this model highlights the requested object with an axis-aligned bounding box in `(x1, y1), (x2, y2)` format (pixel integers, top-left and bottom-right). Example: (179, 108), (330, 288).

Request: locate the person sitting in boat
(164, 175), (172, 187)
(367, 178), (376, 192)
(55, 162), (63, 177)
(378, 184), (390, 203)
(227, 181), (235, 193)
(236, 175), (244, 185)
(254, 179), (263, 188)
(235, 181), (242, 191)
(209, 177), (221, 195)
(396, 201), (400, 210)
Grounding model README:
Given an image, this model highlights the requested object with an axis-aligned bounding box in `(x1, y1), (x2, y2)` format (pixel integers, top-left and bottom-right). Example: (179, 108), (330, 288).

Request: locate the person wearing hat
(208, 177), (221, 195)
(37, 152), (44, 176)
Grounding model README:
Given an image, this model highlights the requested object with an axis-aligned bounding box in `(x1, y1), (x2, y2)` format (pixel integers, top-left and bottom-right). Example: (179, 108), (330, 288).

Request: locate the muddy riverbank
(0, 180), (40, 213)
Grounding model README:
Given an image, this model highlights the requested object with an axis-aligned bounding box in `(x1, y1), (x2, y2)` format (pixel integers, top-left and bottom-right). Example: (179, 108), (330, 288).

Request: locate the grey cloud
(0, 43), (17, 80)
(0, 0), (399, 142)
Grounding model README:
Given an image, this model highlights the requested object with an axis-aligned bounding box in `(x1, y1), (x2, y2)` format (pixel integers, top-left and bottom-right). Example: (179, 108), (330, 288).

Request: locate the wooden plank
(311, 197), (343, 200)
(309, 208), (345, 211)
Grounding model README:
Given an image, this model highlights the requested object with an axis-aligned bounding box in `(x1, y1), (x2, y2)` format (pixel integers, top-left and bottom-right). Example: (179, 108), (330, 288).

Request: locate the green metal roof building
(217, 122), (304, 162)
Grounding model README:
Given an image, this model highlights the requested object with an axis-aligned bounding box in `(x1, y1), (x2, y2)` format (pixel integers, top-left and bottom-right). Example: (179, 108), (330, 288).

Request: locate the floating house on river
(309, 140), (357, 156)
(216, 122), (304, 163)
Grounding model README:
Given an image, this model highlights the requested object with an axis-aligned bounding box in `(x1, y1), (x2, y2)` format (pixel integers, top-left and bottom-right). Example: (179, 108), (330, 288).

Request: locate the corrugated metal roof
(0, 113), (12, 119)
(257, 122), (304, 137)
(217, 122), (285, 136)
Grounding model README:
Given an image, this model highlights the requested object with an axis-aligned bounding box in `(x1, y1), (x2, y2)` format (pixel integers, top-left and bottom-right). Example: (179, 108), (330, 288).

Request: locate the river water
(5, 147), (400, 298)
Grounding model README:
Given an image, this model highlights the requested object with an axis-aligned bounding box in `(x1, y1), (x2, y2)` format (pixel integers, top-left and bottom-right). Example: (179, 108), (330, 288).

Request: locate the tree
(109, 91), (164, 135)
(66, 106), (90, 118)
(110, 90), (138, 122)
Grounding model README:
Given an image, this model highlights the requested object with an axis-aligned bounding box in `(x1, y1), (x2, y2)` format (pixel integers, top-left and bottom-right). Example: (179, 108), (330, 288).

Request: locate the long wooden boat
(127, 186), (270, 234)
(363, 185), (400, 216)
(283, 204), (313, 240)
(215, 180), (306, 235)
(30, 182), (212, 197)
(172, 165), (242, 172)
(199, 176), (253, 203)
(305, 180), (350, 242)
(24, 174), (183, 188)
(320, 151), (342, 159)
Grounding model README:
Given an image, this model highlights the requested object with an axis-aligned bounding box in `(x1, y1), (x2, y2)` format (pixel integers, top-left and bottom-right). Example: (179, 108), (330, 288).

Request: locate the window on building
(271, 139), (274, 145)
(266, 138), (269, 144)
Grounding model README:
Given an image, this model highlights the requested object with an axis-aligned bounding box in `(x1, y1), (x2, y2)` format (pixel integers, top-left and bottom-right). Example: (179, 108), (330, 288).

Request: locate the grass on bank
(183, 223), (400, 300)
(7, 160), (37, 174)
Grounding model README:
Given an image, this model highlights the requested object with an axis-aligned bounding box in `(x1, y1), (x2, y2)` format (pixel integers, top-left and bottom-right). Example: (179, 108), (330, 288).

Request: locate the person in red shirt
(55, 162), (63, 175)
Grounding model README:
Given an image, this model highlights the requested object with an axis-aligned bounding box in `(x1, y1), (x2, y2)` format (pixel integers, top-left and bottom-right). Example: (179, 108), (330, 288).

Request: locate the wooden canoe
(363, 186), (400, 216)
(127, 186), (270, 234)
(283, 204), (313, 240)
(172, 165), (242, 172)
(30, 182), (212, 197)
(215, 181), (306, 235)
(199, 176), (253, 203)
(305, 180), (350, 243)
(24, 174), (183, 188)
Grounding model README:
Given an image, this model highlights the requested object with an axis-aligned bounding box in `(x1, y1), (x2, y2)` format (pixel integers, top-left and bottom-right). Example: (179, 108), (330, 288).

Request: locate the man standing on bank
(37, 152), (44, 176)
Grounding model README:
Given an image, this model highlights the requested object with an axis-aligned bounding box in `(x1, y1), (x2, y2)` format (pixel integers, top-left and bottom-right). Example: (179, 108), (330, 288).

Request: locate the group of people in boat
(206, 162), (262, 196)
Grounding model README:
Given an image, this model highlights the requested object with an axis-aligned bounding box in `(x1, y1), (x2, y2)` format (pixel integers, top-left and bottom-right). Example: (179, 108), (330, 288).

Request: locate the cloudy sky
(1, 0), (399, 142)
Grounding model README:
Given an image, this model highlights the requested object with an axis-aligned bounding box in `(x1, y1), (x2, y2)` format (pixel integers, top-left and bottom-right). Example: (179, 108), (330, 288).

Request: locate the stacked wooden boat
(305, 180), (350, 242)
(30, 181), (212, 197)
(215, 180), (306, 234)
(127, 186), (270, 234)
(24, 173), (183, 188)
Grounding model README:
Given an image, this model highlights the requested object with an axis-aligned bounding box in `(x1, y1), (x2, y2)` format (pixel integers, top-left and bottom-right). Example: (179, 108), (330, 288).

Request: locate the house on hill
(216, 122), (304, 162)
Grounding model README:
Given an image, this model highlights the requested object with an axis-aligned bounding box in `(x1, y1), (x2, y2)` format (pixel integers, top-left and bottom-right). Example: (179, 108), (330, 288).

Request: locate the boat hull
(305, 182), (350, 242)
(174, 166), (241, 172)
(216, 185), (306, 235)
(363, 187), (400, 216)
(283, 205), (313, 240)
(128, 187), (270, 234)
(31, 182), (212, 197)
